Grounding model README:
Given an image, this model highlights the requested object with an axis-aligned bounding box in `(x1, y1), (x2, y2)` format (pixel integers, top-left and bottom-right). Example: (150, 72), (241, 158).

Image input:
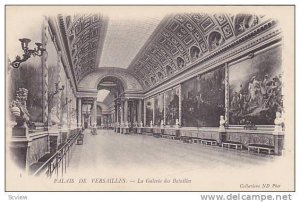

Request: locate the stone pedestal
(273, 132), (284, 155)
(137, 127), (142, 134)
(60, 128), (69, 144)
(48, 127), (60, 154)
(218, 129), (226, 144)
(10, 125), (32, 172)
(122, 127), (129, 134)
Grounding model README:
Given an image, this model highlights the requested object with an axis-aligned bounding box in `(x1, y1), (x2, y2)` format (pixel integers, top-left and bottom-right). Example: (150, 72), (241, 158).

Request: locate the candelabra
(49, 83), (65, 100)
(10, 38), (46, 68)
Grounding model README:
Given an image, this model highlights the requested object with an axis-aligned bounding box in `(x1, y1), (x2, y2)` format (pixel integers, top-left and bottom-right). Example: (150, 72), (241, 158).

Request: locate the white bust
(219, 115), (226, 129)
(274, 112), (283, 132)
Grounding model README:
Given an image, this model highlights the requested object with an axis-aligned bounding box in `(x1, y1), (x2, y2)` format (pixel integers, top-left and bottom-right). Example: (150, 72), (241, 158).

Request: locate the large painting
(154, 93), (164, 125)
(229, 46), (283, 125)
(145, 98), (154, 126)
(164, 87), (180, 126)
(181, 67), (225, 127)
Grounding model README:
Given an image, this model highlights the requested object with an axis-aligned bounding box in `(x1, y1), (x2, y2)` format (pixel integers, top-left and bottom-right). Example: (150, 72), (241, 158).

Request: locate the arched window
(157, 72), (164, 80)
(234, 14), (259, 36)
(151, 76), (156, 84)
(166, 65), (173, 76)
(177, 57), (185, 68)
(190, 46), (201, 61)
(208, 31), (225, 51)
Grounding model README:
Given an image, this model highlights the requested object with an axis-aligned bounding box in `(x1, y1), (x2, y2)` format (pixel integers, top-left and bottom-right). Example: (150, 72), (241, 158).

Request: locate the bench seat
(248, 144), (275, 154)
(200, 138), (217, 146)
(222, 141), (243, 150)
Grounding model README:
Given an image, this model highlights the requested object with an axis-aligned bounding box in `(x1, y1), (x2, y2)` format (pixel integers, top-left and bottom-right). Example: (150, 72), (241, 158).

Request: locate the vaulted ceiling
(60, 12), (266, 91)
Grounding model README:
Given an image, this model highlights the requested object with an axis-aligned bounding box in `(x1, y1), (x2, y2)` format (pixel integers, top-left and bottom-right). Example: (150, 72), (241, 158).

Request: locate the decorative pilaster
(143, 99), (146, 126)
(115, 102), (119, 123)
(137, 99), (142, 123)
(57, 51), (62, 129)
(178, 85), (182, 126)
(42, 17), (49, 130)
(124, 99), (128, 124)
(120, 100), (124, 126)
(224, 63), (229, 125)
(152, 97), (155, 126)
(163, 93), (166, 125)
(67, 80), (71, 130)
(93, 99), (97, 127)
(77, 98), (82, 127)
(132, 100), (136, 123)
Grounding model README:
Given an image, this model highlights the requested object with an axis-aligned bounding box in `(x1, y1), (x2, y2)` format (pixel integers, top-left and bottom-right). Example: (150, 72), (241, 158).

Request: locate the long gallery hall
(6, 6), (293, 191)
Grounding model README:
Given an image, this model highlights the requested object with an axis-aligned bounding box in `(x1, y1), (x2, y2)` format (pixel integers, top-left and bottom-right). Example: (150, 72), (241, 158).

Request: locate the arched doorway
(97, 76), (125, 129)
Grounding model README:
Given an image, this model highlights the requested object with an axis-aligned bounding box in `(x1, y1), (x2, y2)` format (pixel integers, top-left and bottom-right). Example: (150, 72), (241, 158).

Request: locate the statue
(219, 115), (226, 130)
(274, 112), (284, 132)
(125, 121), (129, 127)
(160, 120), (164, 128)
(139, 121), (143, 127)
(9, 88), (30, 127)
(150, 120), (153, 127)
(175, 119), (180, 128)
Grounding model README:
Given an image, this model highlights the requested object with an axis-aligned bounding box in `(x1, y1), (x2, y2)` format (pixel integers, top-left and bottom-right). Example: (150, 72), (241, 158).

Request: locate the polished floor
(60, 129), (292, 191)
(67, 129), (278, 176)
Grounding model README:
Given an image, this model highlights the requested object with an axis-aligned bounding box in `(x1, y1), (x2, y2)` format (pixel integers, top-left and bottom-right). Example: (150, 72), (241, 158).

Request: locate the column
(115, 103), (119, 124)
(224, 63), (229, 123)
(120, 101), (124, 125)
(124, 99), (128, 125)
(137, 99), (142, 123)
(77, 98), (82, 128)
(93, 98), (97, 127)
(143, 99), (146, 125)
(133, 100), (137, 123)
(42, 18), (49, 130)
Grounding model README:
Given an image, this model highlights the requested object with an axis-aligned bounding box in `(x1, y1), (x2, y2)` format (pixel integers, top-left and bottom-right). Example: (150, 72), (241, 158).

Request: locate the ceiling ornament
(63, 14), (108, 82)
(127, 13), (264, 90)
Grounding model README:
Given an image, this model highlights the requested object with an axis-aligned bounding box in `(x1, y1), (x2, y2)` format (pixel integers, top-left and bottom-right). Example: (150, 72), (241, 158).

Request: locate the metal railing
(33, 132), (81, 178)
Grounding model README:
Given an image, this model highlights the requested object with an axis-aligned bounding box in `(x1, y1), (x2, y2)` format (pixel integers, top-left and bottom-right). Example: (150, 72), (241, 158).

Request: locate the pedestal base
(121, 127), (129, 134)
(10, 125), (32, 171)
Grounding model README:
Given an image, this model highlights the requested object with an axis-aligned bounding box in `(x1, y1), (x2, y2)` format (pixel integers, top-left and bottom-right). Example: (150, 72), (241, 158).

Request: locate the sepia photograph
(4, 5), (295, 192)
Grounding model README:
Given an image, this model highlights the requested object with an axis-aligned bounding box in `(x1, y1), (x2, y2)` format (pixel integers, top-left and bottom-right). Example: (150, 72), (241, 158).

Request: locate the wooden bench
(76, 137), (83, 145)
(161, 134), (168, 138)
(222, 141), (243, 150)
(161, 134), (176, 140)
(200, 138), (217, 146)
(180, 136), (192, 143)
(248, 144), (275, 155)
